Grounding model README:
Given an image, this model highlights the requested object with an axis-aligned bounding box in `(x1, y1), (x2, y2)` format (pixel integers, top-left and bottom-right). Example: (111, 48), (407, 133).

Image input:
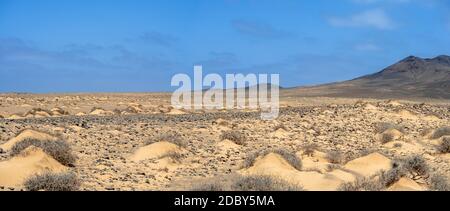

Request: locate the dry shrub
(24, 172), (80, 191)
(273, 124), (288, 131)
(190, 175), (303, 191)
(380, 133), (395, 144)
(420, 128), (433, 137)
(302, 143), (318, 157)
(90, 107), (104, 112)
(437, 137), (450, 153)
(326, 150), (344, 164)
(163, 151), (185, 162)
(431, 127), (450, 139)
(220, 130), (247, 146)
(244, 148), (302, 171)
(374, 122), (405, 134)
(146, 133), (187, 148)
(393, 142), (403, 148)
(401, 155), (429, 176)
(231, 175), (303, 191)
(378, 166), (406, 187)
(429, 174), (450, 191)
(338, 177), (383, 191)
(191, 181), (225, 191)
(11, 138), (76, 166)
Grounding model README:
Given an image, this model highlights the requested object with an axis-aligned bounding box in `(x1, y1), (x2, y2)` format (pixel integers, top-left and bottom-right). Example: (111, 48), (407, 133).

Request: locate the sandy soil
(0, 93), (449, 191)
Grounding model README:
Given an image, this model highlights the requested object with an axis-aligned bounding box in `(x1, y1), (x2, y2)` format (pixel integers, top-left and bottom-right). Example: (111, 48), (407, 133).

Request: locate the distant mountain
(285, 55), (450, 99)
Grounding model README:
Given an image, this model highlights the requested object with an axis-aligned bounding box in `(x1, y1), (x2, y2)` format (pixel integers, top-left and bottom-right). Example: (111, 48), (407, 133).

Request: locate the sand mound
(214, 118), (229, 126)
(299, 150), (332, 173)
(387, 100), (402, 107)
(50, 107), (68, 116)
(128, 103), (143, 111)
(240, 153), (348, 190)
(343, 153), (392, 177)
(90, 108), (113, 116)
(387, 178), (425, 191)
(243, 153), (298, 175)
(217, 139), (241, 150)
(24, 108), (52, 118)
(327, 169), (356, 183)
(6, 114), (24, 120)
(0, 129), (57, 152)
(130, 141), (183, 162)
(158, 105), (172, 113)
(154, 157), (180, 170)
(424, 115), (440, 121)
(0, 146), (67, 188)
(322, 110), (333, 115)
(396, 109), (417, 119)
(364, 103), (378, 111)
(167, 108), (186, 115)
(378, 128), (403, 141)
(69, 125), (84, 132)
(212, 118), (230, 130)
(384, 141), (422, 154)
(75, 112), (86, 116)
(271, 128), (289, 138)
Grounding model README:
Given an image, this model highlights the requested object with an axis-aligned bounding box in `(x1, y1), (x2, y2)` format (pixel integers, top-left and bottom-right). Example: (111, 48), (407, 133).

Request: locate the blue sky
(1, 0), (449, 92)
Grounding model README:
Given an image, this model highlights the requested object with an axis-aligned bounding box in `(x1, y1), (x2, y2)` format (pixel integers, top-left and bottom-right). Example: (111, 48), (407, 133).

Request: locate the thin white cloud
(328, 9), (395, 30)
(354, 43), (381, 51)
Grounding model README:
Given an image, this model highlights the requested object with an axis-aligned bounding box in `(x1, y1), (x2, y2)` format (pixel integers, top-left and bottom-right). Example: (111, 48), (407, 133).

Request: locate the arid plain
(0, 92), (449, 191)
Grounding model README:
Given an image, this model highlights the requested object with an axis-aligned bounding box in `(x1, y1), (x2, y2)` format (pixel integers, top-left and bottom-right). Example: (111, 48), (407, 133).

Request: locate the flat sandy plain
(0, 93), (449, 191)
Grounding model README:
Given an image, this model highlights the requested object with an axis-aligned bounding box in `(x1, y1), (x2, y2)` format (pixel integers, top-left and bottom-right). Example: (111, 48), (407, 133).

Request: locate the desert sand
(0, 93), (449, 191)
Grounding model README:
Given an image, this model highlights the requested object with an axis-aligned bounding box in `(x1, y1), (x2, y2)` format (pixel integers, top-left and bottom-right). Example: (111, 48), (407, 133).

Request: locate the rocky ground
(0, 93), (449, 191)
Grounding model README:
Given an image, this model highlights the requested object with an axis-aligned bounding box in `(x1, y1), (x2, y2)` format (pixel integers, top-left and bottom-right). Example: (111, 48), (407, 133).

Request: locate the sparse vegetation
(90, 107), (104, 112)
(431, 126), (450, 139)
(374, 122), (405, 134)
(244, 148), (302, 171)
(326, 150), (344, 164)
(113, 109), (123, 115)
(191, 175), (303, 191)
(302, 143), (318, 157)
(24, 172), (80, 191)
(429, 174), (450, 191)
(437, 137), (450, 153)
(378, 167), (406, 187)
(11, 138), (76, 166)
(380, 133), (395, 144)
(220, 130), (247, 146)
(125, 106), (140, 113)
(163, 151), (185, 162)
(25, 108), (52, 116)
(145, 133), (187, 148)
(326, 164), (341, 172)
(401, 155), (429, 176)
(359, 148), (377, 157)
(337, 177), (383, 191)
(273, 123), (288, 131)
(420, 128), (433, 137)
(191, 181), (225, 191)
(231, 175), (303, 191)
(393, 142), (403, 148)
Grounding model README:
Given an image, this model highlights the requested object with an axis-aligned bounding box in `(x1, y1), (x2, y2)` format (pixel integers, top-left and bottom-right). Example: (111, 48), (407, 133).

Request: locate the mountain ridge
(285, 55), (450, 99)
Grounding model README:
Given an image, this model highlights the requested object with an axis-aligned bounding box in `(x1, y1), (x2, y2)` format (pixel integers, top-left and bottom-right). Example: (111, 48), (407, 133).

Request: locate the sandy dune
(0, 129), (57, 152)
(0, 146), (67, 187)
